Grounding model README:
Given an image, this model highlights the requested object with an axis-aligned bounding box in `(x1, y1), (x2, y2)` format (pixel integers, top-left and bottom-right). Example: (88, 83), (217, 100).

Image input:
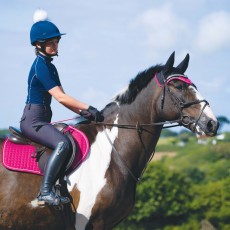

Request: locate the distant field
(152, 151), (177, 161)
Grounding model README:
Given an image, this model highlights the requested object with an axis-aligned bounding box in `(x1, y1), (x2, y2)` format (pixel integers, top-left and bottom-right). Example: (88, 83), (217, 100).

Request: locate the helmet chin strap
(36, 42), (58, 57)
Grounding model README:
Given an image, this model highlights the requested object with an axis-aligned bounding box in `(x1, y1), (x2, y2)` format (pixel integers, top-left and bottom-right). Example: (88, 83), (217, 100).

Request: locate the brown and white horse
(0, 52), (219, 230)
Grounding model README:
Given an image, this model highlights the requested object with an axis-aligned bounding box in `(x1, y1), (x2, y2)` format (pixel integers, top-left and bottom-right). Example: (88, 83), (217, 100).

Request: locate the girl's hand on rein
(80, 106), (104, 122)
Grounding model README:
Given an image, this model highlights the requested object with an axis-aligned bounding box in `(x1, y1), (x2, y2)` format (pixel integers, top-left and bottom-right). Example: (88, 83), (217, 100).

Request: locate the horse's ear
(176, 53), (190, 73)
(163, 51), (175, 74)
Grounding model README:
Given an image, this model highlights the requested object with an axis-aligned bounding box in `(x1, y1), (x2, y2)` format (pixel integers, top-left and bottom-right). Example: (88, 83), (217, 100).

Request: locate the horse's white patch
(30, 199), (39, 208)
(190, 85), (217, 121)
(67, 115), (119, 230)
(29, 199), (45, 209)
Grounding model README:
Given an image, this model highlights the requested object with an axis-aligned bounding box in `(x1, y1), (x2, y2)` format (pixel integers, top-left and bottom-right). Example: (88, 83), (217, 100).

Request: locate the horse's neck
(115, 81), (163, 178)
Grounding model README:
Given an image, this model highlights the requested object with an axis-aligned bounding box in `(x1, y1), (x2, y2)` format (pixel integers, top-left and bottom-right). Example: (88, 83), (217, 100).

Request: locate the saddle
(2, 123), (90, 176)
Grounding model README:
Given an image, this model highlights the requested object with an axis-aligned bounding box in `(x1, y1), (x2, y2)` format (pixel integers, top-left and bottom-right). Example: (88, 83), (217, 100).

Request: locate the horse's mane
(114, 64), (163, 105)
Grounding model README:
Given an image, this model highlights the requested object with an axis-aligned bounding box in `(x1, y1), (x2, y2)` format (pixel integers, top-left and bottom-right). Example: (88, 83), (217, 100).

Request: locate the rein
(93, 119), (182, 130)
(69, 72), (209, 182)
(89, 74), (209, 182)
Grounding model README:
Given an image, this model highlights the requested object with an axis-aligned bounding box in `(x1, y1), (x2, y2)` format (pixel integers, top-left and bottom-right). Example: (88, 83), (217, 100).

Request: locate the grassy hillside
(156, 133), (230, 183)
(0, 129), (8, 138)
(116, 132), (230, 230)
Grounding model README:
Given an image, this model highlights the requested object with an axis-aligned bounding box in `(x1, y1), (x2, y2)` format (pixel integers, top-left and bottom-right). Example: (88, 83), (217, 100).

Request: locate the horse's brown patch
(70, 185), (81, 210)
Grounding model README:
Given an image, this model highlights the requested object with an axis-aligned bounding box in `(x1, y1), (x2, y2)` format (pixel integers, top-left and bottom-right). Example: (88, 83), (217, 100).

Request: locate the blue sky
(1, 0), (230, 131)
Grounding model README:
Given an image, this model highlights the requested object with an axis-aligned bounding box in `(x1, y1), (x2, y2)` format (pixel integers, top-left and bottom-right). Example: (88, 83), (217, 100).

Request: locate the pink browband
(166, 76), (193, 85)
(154, 73), (193, 87)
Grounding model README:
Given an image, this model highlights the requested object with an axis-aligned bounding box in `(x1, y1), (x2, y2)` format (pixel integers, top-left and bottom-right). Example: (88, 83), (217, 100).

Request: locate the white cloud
(195, 11), (230, 53)
(135, 4), (188, 55)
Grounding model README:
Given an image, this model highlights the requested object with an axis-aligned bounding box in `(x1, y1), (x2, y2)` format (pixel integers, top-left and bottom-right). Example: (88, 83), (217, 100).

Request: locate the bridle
(158, 73), (210, 130)
(95, 73), (209, 131)
(91, 72), (209, 182)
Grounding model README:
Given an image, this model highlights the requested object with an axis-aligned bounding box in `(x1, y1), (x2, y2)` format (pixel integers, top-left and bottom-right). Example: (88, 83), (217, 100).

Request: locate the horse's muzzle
(194, 118), (219, 137)
(205, 119), (219, 136)
(187, 117), (219, 137)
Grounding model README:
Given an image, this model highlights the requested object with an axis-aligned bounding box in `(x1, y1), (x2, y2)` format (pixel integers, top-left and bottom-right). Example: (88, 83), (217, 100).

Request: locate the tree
(190, 177), (230, 230)
(217, 116), (230, 132)
(160, 129), (178, 137)
(0, 129), (9, 139)
(128, 162), (192, 222)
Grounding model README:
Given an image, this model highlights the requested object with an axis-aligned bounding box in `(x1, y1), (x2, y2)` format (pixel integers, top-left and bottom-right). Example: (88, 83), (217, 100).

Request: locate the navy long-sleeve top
(26, 53), (61, 106)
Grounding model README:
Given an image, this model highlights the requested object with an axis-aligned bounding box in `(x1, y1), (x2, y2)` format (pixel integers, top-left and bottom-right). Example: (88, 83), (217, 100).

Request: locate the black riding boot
(37, 141), (70, 206)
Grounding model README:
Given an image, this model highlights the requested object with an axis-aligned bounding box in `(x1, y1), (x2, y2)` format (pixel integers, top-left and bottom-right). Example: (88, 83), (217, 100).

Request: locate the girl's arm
(48, 86), (89, 114)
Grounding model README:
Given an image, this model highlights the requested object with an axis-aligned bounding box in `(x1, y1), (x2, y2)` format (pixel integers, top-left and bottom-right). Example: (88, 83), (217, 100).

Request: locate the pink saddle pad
(2, 126), (89, 176)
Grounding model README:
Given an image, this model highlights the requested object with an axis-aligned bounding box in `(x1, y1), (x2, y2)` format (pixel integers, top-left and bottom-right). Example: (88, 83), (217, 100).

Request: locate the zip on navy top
(26, 53), (61, 106)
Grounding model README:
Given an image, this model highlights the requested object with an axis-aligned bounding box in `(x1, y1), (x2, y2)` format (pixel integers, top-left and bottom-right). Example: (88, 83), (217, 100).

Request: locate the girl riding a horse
(20, 10), (104, 206)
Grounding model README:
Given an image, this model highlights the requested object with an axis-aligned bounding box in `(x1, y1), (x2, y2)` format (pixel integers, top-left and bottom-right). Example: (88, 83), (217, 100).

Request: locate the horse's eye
(175, 84), (183, 90)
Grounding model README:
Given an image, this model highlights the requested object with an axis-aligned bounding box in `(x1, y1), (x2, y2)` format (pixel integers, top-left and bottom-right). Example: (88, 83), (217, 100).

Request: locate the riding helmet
(30, 9), (66, 45)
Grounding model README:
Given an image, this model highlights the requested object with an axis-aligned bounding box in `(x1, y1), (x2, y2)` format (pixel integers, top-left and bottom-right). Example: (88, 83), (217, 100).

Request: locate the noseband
(156, 73), (209, 130)
(166, 86), (209, 129)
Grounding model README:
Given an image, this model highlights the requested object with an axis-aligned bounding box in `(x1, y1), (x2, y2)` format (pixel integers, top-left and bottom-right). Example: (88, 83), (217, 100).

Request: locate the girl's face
(44, 38), (59, 56)
(36, 37), (60, 56)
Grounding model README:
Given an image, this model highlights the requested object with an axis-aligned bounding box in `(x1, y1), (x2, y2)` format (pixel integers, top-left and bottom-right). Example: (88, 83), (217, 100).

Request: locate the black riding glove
(80, 106), (104, 122)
